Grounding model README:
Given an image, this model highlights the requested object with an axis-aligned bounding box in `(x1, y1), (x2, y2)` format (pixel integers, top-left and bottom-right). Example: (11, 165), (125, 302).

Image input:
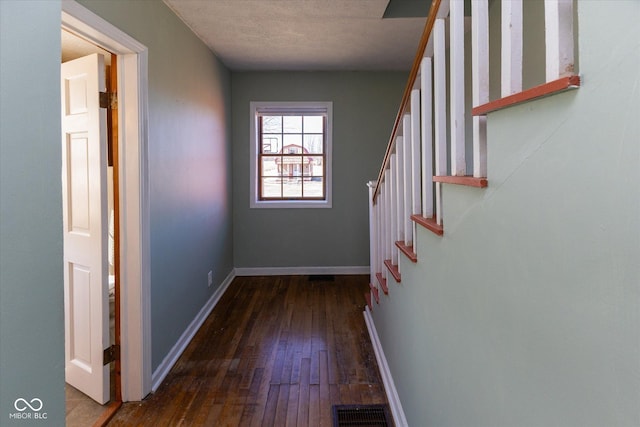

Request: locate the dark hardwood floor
(107, 275), (388, 426)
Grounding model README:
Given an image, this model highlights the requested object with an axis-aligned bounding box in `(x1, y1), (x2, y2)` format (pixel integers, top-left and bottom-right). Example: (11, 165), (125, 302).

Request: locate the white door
(61, 53), (110, 404)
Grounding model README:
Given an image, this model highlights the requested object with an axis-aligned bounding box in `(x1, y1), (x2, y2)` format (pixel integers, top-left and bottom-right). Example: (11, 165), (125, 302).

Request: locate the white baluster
(376, 196), (382, 276)
(368, 182), (376, 286)
(402, 116), (412, 247)
(389, 155), (398, 266)
(545, 0), (574, 81)
(420, 57), (434, 219)
(437, 0), (451, 19)
(502, 0), (523, 96)
(450, 0), (466, 176)
(378, 191), (382, 266)
(472, 0), (489, 178)
(434, 18), (447, 177)
(434, 18), (447, 225)
(410, 90), (421, 242)
(380, 177), (391, 264)
(395, 136), (405, 246)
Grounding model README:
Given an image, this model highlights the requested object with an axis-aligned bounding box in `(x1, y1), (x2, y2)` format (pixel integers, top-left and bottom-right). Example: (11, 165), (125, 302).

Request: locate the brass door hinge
(99, 91), (118, 110)
(103, 344), (120, 365)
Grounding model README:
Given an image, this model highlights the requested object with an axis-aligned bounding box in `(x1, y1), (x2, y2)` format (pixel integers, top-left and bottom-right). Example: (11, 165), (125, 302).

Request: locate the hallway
(107, 275), (388, 426)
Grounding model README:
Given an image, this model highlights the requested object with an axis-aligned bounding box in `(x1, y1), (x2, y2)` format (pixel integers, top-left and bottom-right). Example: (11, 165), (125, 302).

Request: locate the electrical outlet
(208, 270), (213, 287)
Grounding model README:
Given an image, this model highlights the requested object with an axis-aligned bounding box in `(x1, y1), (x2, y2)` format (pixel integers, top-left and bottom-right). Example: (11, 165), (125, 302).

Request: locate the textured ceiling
(163, 0), (431, 71)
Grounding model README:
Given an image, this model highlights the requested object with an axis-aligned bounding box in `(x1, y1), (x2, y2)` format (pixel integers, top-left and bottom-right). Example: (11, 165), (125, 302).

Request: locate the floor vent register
(332, 404), (393, 427)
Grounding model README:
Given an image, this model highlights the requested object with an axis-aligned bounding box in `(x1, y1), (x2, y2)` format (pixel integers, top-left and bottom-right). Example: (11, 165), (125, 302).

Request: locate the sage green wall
(371, 1), (640, 426)
(232, 72), (406, 269)
(0, 2), (65, 425)
(77, 0), (234, 371)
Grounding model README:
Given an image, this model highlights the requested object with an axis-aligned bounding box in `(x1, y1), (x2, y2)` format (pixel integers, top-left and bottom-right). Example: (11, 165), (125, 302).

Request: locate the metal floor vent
(308, 274), (335, 281)
(332, 404), (393, 427)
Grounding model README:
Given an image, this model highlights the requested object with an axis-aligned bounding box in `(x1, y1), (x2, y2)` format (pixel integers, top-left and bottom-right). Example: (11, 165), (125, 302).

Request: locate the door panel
(69, 263), (92, 367)
(61, 53), (109, 405)
(68, 133), (91, 233)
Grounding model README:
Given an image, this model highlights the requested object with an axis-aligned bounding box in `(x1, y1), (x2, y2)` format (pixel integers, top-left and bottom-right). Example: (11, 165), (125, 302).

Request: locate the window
(250, 102), (332, 208)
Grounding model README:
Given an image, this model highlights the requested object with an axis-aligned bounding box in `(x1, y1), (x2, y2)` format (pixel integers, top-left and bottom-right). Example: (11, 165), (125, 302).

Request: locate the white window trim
(250, 101), (333, 209)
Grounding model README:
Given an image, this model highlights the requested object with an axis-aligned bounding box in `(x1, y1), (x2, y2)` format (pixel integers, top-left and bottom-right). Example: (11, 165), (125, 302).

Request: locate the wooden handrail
(373, 0), (442, 204)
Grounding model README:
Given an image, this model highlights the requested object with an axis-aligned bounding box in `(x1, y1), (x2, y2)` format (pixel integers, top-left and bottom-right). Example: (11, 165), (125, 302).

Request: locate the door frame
(62, 0), (151, 401)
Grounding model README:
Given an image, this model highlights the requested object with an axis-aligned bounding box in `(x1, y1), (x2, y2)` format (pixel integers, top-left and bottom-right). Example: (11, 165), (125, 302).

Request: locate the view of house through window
(259, 114), (325, 199)
(251, 102), (332, 208)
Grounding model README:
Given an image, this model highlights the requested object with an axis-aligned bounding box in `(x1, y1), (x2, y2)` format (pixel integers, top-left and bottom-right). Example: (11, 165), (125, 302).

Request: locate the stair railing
(368, 0), (577, 295)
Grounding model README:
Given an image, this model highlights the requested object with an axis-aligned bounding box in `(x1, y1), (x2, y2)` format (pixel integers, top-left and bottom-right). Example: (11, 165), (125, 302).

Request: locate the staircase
(366, 0), (579, 309)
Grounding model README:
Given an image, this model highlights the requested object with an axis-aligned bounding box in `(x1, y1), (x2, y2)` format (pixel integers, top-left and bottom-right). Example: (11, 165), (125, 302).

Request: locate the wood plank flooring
(107, 275), (387, 426)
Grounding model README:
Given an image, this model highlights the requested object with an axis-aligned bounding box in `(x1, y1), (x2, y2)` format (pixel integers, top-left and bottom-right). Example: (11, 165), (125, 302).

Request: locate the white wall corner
(363, 307), (409, 427)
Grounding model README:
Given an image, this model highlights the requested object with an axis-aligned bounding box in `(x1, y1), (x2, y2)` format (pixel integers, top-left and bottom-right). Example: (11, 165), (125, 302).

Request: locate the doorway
(61, 30), (119, 425)
(61, 0), (152, 408)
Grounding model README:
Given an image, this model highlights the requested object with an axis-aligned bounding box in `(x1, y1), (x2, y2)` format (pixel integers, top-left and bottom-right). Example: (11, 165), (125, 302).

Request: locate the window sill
(250, 199), (332, 209)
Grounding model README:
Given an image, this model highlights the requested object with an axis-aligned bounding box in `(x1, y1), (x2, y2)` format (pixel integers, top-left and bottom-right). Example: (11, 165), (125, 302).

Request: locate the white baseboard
(363, 306), (408, 427)
(234, 265), (369, 276)
(151, 269), (236, 391)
